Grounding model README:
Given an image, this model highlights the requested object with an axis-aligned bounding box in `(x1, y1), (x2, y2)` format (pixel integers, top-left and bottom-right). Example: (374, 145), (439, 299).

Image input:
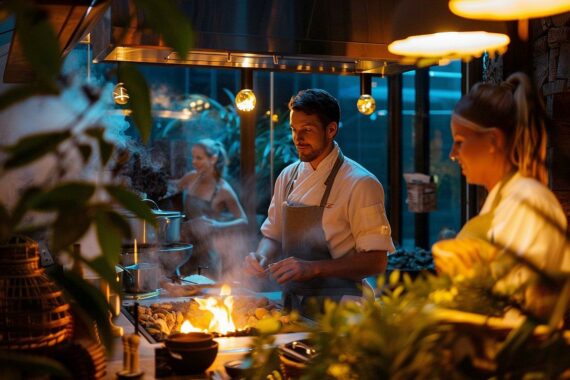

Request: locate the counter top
(105, 292), (305, 379)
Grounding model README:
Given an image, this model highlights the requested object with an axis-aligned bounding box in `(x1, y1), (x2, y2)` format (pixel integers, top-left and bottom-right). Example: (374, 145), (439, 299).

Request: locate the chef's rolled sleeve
(353, 203), (395, 253)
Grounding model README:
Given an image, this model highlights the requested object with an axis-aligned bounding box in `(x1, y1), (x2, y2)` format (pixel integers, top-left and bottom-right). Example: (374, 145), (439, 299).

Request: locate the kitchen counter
(104, 284), (304, 380)
(105, 313), (308, 379)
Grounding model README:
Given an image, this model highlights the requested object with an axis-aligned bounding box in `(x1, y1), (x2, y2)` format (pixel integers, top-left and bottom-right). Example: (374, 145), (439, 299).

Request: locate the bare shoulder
(179, 170), (199, 188)
(217, 179), (239, 198)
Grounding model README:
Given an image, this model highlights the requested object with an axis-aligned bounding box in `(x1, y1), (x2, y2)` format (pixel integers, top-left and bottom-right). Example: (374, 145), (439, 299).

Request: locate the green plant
(247, 255), (570, 379)
(0, 0), (194, 376)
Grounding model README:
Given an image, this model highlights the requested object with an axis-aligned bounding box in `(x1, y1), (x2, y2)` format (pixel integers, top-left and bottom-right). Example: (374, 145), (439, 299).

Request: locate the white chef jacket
(481, 172), (569, 274)
(261, 144), (395, 259)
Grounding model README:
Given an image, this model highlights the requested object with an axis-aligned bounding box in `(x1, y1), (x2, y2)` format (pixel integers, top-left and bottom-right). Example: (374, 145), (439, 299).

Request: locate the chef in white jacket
(245, 89), (395, 315)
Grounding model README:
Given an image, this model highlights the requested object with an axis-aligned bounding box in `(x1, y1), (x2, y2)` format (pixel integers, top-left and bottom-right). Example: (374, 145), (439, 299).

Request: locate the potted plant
(0, 0), (193, 377)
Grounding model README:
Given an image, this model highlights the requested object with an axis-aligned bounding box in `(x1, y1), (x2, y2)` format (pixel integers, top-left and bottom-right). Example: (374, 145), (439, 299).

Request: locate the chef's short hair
(288, 89), (341, 129)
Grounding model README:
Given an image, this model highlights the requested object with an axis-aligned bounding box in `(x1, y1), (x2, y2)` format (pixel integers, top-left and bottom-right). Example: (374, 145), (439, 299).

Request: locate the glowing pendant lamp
(357, 74), (376, 116)
(449, 0), (570, 20)
(449, 0), (570, 40)
(235, 69), (256, 112)
(388, 0), (510, 63)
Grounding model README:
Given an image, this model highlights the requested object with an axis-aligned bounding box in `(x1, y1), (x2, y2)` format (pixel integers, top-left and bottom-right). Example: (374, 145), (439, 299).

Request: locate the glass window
(63, 44), (461, 249)
(252, 72), (389, 218)
(428, 61), (462, 245)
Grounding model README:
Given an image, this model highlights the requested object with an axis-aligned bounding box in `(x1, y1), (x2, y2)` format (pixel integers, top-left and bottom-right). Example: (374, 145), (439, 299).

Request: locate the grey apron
(281, 151), (361, 315)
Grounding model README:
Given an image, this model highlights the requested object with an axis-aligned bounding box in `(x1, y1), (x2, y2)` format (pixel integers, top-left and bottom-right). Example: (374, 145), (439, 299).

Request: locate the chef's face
(191, 146), (215, 173)
(290, 110), (336, 168)
(450, 120), (497, 187)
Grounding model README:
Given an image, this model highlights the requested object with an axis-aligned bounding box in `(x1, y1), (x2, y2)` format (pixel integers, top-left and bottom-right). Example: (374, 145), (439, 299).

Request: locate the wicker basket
(0, 236), (73, 350)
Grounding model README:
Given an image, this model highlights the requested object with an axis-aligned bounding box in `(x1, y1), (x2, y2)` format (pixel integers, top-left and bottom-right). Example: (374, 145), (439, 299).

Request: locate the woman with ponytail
(177, 138), (247, 279)
(433, 72), (569, 318)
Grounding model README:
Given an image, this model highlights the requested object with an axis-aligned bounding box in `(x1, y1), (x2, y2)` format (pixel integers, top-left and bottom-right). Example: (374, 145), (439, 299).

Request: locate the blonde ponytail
(506, 73), (548, 185)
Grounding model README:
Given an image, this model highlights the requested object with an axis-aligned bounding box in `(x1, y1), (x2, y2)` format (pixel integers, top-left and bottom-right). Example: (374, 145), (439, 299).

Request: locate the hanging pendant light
(235, 69), (256, 112)
(449, 0), (570, 21)
(388, 0), (510, 63)
(449, 0), (570, 40)
(357, 74), (376, 116)
(113, 82), (129, 105)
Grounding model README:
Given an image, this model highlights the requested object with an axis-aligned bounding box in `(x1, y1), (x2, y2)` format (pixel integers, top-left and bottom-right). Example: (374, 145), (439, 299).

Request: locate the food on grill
(130, 296), (294, 342)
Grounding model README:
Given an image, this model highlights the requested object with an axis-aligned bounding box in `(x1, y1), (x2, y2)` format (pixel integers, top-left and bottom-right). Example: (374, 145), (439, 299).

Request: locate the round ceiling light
(356, 94), (376, 116)
(235, 89), (256, 112)
(449, 0), (570, 20)
(388, 31), (510, 59)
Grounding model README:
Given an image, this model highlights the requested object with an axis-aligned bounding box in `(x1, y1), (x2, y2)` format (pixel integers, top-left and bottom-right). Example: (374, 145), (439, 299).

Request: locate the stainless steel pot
(122, 262), (160, 293)
(125, 199), (185, 245)
(120, 243), (193, 279)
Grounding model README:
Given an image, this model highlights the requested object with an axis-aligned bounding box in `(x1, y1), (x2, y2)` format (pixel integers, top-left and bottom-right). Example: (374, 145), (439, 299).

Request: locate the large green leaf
(12, 2), (61, 85)
(28, 182), (95, 211)
(105, 185), (156, 224)
(50, 208), (92, 254)
(48, 270), (113, 352)
(94, 208), (122, 264)
(133, 0), (194, 59)
(0, 350), (71, 378)
(84, 255), (122, 295)
(9, 186), (42, 229)
(117, 64), (152, 143)
(0, 84), (58, 112)
(2, 130), (71, 169)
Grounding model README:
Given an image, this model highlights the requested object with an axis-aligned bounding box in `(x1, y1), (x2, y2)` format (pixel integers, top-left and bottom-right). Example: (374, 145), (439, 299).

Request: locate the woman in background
(177, 138), (248, 279)
(433, 72), (569, 318)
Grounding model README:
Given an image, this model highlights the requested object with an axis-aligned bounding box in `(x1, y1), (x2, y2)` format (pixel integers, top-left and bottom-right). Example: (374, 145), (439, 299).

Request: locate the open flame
(180, 319), (203, 333)
(180, 285), (237, 335)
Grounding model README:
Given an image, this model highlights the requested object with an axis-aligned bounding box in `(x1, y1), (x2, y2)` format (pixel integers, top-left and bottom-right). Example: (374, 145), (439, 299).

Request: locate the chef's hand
(244, 252), (267, 278)
(268, 257), (318, 284)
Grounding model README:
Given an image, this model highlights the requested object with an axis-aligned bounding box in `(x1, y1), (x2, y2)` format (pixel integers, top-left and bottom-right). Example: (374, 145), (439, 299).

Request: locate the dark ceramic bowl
(167, 341), (218, 374)
(165, 332), (214, 350)
(224, 359), (252, 378)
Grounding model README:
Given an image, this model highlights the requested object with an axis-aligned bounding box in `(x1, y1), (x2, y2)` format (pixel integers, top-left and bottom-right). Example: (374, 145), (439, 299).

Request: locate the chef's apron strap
(319, 151), (345, 207)
(285, 162), (303, 198)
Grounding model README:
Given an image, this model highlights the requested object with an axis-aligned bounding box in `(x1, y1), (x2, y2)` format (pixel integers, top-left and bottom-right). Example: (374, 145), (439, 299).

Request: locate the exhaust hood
(91, 0), (412, 76)
(3, 0), (111, 83)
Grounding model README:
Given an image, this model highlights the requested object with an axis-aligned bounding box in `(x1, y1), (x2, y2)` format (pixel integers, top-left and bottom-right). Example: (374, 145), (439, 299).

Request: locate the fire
(180, 319), (203, 333)
(220, 284), (231, 296)
(190, 285), (237, 335)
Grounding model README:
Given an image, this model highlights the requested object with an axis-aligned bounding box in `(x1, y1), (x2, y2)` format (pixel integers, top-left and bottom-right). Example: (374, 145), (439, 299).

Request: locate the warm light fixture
(388, 0), (510, 63)
(235, 69), (256, 112)
(235, 89), (256, 112)
(357, 74), (376, 116)
(449, 0), (570, 21)
(113, 82), (129, 105)
(449, 0), (570, 40)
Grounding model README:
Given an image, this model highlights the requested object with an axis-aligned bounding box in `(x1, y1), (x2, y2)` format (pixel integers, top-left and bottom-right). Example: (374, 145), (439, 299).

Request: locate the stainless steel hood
(91, 0), (412, 76)
(3, 0), (111, 83)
